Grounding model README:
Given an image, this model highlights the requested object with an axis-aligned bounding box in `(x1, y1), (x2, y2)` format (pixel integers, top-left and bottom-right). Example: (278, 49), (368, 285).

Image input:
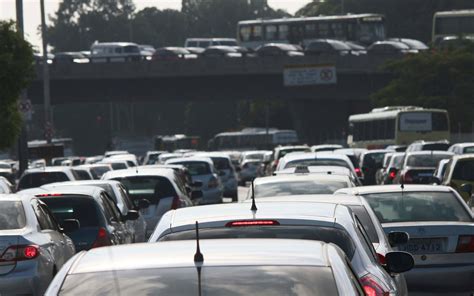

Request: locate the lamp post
(40, 0), (52, 144)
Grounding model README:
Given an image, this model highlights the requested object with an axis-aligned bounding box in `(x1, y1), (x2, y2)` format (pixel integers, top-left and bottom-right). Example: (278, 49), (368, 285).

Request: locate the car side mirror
(388, 231), (409, 246)
(192, 181), (203, 188)
(385, 251), (414, 274)
(125, 210), (139, 221)
(430, 176), (441, 185)
(460, 183), (473, 196)
(61, 219), (80, 232)
(191, 190), (203, 200)
(137, 199), (150, 209)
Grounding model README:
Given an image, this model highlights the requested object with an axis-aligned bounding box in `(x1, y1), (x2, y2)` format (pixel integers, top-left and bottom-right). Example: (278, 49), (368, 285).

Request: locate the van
(90, 42), (142, 63)
(184, 38), (238, 48)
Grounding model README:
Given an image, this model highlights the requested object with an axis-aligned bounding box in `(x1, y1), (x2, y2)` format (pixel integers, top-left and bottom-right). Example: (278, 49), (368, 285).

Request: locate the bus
(209, 128), (299, 151)
(154, 134), (201, 152)
(347, 106), (450, 149)
(237, 13), (385, 49)
(432, 10), (474, 44)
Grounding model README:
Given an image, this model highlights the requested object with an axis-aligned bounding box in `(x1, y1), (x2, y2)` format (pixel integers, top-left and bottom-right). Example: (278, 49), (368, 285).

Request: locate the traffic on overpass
(1, 0), (474, 295)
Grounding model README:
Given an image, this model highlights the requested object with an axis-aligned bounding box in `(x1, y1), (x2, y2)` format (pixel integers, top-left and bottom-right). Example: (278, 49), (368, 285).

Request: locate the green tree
(0, 21), (34, 149)
(372, 44), (474, 132)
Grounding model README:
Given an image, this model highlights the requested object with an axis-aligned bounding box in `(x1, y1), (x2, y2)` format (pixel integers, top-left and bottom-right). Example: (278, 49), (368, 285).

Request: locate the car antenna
(194, 221), (203, 296)
(400, 182), (405, 196)
(250, 180), (257, 212)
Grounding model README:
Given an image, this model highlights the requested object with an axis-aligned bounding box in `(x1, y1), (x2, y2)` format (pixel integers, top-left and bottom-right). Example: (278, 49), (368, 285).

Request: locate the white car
(0, 194), (76, 295)
(275, 152), (356, 174)
(17, 167), (78, 191)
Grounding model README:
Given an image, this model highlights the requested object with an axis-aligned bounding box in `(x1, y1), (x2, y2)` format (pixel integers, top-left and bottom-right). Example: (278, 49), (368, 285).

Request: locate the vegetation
(0, 21), (34, 149)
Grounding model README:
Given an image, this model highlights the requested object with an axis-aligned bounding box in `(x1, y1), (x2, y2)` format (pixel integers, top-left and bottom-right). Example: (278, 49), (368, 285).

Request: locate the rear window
(255, 180), (349, 197)
(160, 226), (356, 259)
(73, 170), (92, 180)
(285, 159), (350, 170)
(172, 161), (211, 176)
(406, 154), (451, 167)
(113, 176), (176, 204)
(211, 157), (231, 170)
(278, 148), (309, 159)
(59, 266), (338, 296)
(452, 160), (474, 181)
(18, 172), (70, 190)
(363, 192), (472, 223)
(41, 197), (100, 227)
(422, 143), (449, 151)
(89, 166), (111, 179)
(110, 163), (127, 170)
(362, 153), (386, 169)
(463, 147), (474, 154)
(0, 201), (26, 230)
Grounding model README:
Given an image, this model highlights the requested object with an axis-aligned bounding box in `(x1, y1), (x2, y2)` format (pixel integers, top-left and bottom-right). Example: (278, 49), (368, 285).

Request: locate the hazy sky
(1, 0), (312, 49)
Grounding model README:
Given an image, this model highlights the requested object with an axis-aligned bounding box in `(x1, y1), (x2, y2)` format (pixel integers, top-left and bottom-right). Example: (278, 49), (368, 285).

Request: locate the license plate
(399, 238), (446, 254)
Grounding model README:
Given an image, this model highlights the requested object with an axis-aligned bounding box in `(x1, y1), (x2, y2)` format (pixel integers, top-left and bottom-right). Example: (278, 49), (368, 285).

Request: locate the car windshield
(406, 154), (451, 167)
(160, 226), (355, 259)
(363, 192), (472, 223)
(41, 197), (100, 227)
(285, 159), (350, 170)
(210, 157), (231, 170)
(255, 180), (349, 197)
(18, 172), (69, 190)
(58, 266), (337, 295)
(112, 176), (176, 204)
(278, 148), (309, 159)
(172, 161), (211, 176)
(0, 201), (26, 230)
(452, 160), (474, 181)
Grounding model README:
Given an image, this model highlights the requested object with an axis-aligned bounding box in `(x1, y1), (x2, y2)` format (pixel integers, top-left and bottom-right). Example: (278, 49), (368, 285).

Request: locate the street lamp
(40, 0), (52, 143)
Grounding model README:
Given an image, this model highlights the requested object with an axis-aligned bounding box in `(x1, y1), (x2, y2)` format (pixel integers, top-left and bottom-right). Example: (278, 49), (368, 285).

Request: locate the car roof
(452, 154), (474, 161)
(0, 193), (33, 202)
(68, 239), (332, 274)
(45, 180), (121, 188)
(167, 157), (214, 166)
(274, 165), (352, 175)
(166, 201), (339, 228)
(405, 151), (453, 156)
(23, 166), (73, 174)
(336, 184), (453, 195)
(38, 185), (105, 197)
(243, 194), (364, 206)
(281, 152), (349, 162)
(254, 174), (349, 184)
(101, 167), (175, 179)
(451, 143), (474, 148)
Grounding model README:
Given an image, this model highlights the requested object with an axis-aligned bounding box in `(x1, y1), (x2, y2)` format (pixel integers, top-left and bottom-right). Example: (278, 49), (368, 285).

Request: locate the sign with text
(399, 112), (432, 132)
(283, 65), (337, 86)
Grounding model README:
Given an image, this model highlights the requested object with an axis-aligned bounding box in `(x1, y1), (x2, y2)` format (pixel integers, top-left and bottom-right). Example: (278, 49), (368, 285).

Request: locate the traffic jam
(0, 107), (473, 295)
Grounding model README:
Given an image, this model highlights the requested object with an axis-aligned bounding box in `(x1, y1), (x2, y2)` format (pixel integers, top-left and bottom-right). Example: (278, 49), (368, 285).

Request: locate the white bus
(432, 10), (474, 44)
(237, 13), (385, 49)
(348, 106), (450, 149)
(209, 128), (299, 150)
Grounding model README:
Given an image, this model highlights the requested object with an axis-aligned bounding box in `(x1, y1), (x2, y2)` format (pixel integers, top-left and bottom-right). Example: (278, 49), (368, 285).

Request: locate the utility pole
(16, 0), (29, 176)
(40, 0), (52, 143)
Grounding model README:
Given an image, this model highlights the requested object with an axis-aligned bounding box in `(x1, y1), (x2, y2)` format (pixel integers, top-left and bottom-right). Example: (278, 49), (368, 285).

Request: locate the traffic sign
(18, 99), (32, 113)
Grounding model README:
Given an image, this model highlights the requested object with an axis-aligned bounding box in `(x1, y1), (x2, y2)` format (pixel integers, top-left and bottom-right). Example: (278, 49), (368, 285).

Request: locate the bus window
(252, 25), (263, 41)
(115, 47), (123, 54)
(265, 25), (278, 40)
(278, 24), (289, 40)
(305, 23), (317, 38)
(435, 16), (474, 35)
(239, 25), (252, 42)
(432, 112), (449, 131)
(318, 23), (330, 38)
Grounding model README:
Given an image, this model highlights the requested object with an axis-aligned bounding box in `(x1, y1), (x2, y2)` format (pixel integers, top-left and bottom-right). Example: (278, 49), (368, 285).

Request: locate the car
(359, 150), (391, 185)
(26, 186), (136, 251)
(98, 158), (130, 170)
(157, 152), (182, 164)
(83, 155), (104, 164)
(247, 173), (357, 198)
(184, 37), (238, 48)
(395, 151), (453, 184)
(42, 180), (148, 242)
(448, 142), (474, 155)
(274, 165), (361, 186)
(90, 42), (143, 63)
(243, 194), (411, 295)
(388, 38), (429, 51)
(74, 163), (112, 179)
(375, 152), (393, 185)
(367, 41), (414, 55)
(193, 152), (238, 201)
(201, 45), (243, 58)
(17, 166), (79, 191)
(152, 47), (196, 60)
(385, 145), (407, 152)
(107, 153), (139, 167)
(405, 140), (450, 152)
(382, 152), (405, 184)
(440, 154), (474, 204)
(0, 161), (14, 183)
(70, 167), (93, 180)
(238, 159), (264, 185)
(52, 52), (89, 64)
(276, 152), (356, 174)
(103, 150), (129, 158)
(432, 158), (450, 184)
(101, 168), (194, 238)
(310, 144), (344, 152)
(149, 201), (413, 296)
(256, 43), (304, 57)
(268, 145), (310, 174)
(45, 239), (367, 295)
(166, 157), (223, 205)
(336, 185), (474, 295)
(305, 39), (352, 56)
(0, 194), (77, 295)
(334, 148), (367, 178)
(142, 150), (167, 165)
(0, 176), (13, 193)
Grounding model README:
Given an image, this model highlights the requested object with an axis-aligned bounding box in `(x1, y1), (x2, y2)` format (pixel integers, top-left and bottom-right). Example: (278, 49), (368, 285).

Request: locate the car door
(100, 193), (131, 244)
(116, 183), (146, 242)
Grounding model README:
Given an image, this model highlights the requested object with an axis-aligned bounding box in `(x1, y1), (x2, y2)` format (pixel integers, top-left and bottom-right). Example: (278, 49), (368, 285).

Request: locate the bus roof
(434, 10), (474, 18)
(238, 13), (384, 25)
(215, 129), (296, 137)
(348, 107), (447, 121)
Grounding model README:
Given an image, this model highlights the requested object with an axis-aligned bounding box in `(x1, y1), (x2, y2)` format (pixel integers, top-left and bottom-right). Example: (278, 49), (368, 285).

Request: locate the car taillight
(355, 167), (362, 177)
(388, 170), (397, 180)
(171, 196), (181, 210)
(361, 275), (389, 296)
(0, 245), (39, 262)
(226, 220), (280, 227)
(208, 177), (219, 188)
(91, 227), (111, 249)
(36, 193), (63, 197)
(456, 235), (474, 253)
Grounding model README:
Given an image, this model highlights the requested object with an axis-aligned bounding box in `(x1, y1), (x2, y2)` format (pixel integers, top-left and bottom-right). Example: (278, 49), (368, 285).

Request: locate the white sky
(0, 0), (311, 49)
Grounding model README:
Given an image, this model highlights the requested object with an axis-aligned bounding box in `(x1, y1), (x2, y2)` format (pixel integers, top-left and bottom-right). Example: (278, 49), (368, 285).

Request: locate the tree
(372, 44), (474, 132)
(0, 21), (34, 149)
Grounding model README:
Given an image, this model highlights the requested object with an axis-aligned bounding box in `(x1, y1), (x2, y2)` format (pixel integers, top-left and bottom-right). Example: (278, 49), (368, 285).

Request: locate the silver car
(0, 194), (76, 295)
(150, 201), (413, 295)
(336, 185), (474, 295)
(46, 239), (366, 295)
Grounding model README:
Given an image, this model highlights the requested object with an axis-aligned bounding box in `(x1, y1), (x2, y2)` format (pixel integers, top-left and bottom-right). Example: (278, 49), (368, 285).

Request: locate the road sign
(283, 65), (337, 86)
(18, 99), (32, 113)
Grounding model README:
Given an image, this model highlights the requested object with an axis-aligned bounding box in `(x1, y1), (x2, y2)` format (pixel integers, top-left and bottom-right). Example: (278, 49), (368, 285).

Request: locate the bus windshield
(435, 15), (474, 36)
(357, 22), (385, 44)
